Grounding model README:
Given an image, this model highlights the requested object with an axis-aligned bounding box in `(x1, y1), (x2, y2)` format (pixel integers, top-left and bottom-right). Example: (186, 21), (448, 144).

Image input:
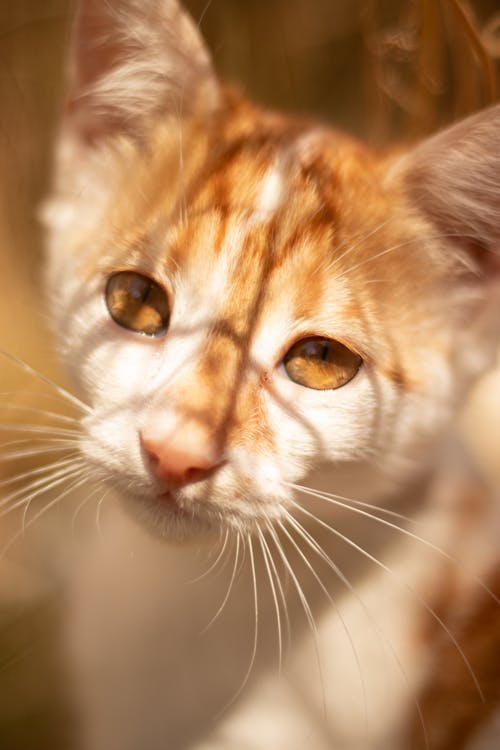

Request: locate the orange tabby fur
(37, 1), (500, 748)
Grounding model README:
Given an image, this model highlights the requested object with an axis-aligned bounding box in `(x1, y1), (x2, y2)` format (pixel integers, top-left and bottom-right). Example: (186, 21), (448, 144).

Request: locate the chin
(117, 490), (215, 541)
(119, 481), (285, 541)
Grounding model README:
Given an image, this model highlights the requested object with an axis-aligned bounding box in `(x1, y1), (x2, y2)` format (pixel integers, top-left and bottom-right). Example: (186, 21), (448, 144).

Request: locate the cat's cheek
(78, 417), (144, 489)
(228, 449), (293, 510)
(55, 279), (165, 403)
(85, 335), (161, 397)
(267, 366), (375, 464)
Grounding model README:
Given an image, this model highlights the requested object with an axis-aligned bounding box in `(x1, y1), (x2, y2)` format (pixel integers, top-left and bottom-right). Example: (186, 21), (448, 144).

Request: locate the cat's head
(42, 0), (500, 537)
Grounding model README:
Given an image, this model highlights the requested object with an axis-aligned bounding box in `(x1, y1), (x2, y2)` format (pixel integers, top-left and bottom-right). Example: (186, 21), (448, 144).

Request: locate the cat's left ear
(389, 103), (500, 276)
(63, 0), (220, 144)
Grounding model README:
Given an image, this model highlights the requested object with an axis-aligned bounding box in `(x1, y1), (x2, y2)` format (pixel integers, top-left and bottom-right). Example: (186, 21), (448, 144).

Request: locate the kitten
(37, 0), (500, 748)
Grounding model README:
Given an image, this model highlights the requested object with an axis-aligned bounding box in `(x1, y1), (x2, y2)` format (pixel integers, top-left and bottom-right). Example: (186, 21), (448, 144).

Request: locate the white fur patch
(253, 163), (286, 218)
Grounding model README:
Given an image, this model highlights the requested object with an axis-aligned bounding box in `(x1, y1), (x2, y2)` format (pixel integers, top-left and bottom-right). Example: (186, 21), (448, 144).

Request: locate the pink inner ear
(396, 103), (500, 276)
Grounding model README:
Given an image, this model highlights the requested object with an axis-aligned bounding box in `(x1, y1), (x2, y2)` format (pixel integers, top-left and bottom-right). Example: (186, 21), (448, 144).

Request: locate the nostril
(183, 466), (206, 484)
(183, 463), (225, 484)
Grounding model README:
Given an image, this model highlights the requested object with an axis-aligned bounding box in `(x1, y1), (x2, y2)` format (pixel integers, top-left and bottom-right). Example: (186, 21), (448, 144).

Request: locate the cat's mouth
(152, 480), (234, 528)
(155, 490), (194, 521)
(116, 485), (214, 540)
(158, 489), (175, 502)
(155, 488), (196, 517)
(139, 479), (272, 537)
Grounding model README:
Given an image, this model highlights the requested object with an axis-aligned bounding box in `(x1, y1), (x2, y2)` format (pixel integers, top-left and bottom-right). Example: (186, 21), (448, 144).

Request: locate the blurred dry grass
(0, 1), (499, 747)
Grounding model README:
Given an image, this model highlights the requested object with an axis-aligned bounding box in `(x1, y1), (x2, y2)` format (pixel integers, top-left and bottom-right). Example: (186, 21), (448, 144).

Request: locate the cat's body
(34, 0), (500, 747)
(67, 458), (499, 750)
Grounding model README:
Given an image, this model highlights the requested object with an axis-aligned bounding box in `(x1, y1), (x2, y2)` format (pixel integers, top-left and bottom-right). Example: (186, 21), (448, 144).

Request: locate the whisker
(280, 512), (368, 731)
(201, 532), (241, 634)
(290, 497), (485, 703)
(234, 528), (248, 579)
(71, 483), (107, 536)
(289, 483), (500, 606)
(333, 232), (468, 283)
(292, 482), (425, 527)
(0, 389), (85, 415)
(0, 462), (86, 516)
(0, 404), (81, 425)
(256, 526), (283, 672)
(285, 504), (429, 748)
(176, 113), (188, 226)
(328, 218), (391, 271)
(0, 440), (81, 462)
(0, 423), (81, 438)
(244, 534), (259, 690)
(0, 453), (81, 489)
(215, 533), (259, 715)
(196, 0), (214, 29)
(95, 488), (112, 537)
(1, 473), (90, 558)
(0, 350), (92, 414)
(0, 457), (83, 506)
(265, 519), (327, 719)
(258, 528), (291, 651)
(191, 528), (230, 584)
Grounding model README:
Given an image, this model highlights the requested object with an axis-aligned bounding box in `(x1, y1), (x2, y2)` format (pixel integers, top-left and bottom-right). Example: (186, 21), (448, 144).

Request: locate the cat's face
(42, 0), (500, 537)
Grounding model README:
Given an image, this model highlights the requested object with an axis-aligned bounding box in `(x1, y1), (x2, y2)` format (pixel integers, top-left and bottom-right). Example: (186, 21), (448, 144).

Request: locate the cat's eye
(105, 271), (169, 336)
(283, 337), (362, 390)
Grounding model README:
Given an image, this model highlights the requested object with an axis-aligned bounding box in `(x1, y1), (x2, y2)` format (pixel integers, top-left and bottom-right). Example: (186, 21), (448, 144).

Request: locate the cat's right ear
(62, 0), (220, 145)
(388, 104), (500, 274)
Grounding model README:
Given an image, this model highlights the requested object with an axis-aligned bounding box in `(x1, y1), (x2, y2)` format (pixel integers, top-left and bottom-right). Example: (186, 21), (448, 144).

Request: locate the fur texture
(39, 1), (500, 748)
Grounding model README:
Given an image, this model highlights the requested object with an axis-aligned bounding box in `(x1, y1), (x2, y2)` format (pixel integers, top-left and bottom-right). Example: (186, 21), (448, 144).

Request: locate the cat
(34, 0), (500, 748)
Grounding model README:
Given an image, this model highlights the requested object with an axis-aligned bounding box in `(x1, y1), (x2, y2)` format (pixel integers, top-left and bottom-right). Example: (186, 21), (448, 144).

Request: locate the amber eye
(105, 271), (169, 336)
(283, 337), (362, 390)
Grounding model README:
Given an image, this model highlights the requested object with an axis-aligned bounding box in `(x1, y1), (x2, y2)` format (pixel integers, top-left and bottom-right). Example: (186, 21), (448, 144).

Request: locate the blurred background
(0, 0), (499, 747)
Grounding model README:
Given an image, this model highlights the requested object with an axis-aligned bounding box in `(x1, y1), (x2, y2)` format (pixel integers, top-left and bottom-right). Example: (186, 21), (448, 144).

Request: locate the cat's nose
(140, 420), (224, 486)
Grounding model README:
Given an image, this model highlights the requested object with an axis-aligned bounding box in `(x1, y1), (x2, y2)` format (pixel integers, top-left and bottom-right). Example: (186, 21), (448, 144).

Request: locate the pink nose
(141, 420), (224, 486)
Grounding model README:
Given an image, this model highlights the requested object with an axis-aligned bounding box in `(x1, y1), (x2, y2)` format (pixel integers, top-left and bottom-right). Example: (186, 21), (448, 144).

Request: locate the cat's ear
(390, 104), (500, 275)
(64, 0), (220, 144)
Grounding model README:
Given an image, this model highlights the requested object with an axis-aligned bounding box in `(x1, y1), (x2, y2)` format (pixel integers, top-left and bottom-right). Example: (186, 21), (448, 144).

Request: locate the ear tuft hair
(65, 0), (220, 143)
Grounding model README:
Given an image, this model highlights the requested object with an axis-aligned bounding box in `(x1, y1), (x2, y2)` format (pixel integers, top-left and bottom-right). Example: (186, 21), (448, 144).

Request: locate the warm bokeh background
(0, 1), (499, 747)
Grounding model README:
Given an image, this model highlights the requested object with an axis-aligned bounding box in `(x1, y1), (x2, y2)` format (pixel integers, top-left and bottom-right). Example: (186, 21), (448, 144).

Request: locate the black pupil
(139, 280), (151, 303)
